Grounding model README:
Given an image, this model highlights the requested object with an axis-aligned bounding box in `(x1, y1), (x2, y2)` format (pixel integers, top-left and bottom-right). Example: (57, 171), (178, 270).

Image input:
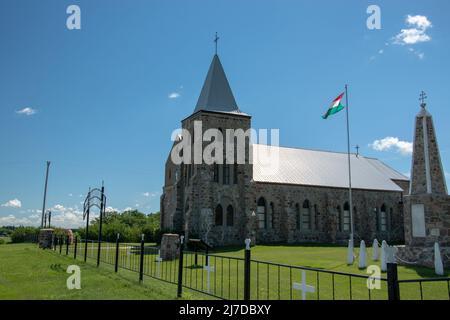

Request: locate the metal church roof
(252, 144), (408, 191)
(194, 54), (240, 113)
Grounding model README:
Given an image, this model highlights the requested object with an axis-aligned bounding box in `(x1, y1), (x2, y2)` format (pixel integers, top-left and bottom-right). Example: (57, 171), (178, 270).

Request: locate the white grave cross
(156, 250), (163, 277)
(203, 264), (215, 293)
(292, 270), (315, 300)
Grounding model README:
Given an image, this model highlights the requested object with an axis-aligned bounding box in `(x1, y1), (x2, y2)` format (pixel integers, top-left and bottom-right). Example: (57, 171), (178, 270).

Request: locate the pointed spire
(194, 54), (239, 114)
(410, 94), (448, 195)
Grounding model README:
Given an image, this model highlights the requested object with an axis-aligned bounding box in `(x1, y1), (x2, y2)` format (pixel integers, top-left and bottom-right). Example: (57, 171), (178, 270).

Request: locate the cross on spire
(419, 90), (427, 108)
(214, 32), (220, 55)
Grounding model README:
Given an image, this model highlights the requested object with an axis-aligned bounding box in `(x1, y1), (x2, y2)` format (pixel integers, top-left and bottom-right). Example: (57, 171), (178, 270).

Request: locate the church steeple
(194, 54), (240, 114)
(410, 92), (448, 195)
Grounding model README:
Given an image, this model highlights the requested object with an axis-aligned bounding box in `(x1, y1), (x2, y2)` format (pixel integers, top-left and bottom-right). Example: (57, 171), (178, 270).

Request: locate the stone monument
(160, 233), (180, 260)
(38, 228), (54, 249)
(397, 93), (450, 268)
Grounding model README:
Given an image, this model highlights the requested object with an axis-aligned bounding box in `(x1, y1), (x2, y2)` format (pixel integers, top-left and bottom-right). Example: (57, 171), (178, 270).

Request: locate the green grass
(2, 242), (448, 300)
(75, 242), (449, 300)
(211, 244), (450, 300)
(0, 243), (205, 300)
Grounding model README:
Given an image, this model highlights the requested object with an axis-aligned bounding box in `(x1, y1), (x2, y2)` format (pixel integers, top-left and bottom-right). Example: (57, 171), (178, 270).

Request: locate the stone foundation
(160, 233), (180, 260)
(396, 245), (450, 268)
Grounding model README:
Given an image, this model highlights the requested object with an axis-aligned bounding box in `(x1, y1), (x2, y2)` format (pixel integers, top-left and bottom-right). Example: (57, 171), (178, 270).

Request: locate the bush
(0, 238), (6, 245)
(10, 226), (39, 243)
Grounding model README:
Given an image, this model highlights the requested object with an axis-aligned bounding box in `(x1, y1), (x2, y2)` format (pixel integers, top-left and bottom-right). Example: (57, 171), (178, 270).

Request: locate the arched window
(257, 197), (266, 229)
(380, 204), (387, 232)
(342, 202), (350, 232)
(215, 204), (223, 226)
(223, 164), (230, 185)
(301, 200), (311, 230)
(295, 203), (300, 230)
(226, 205), (234, 226)
(213, 163), (219, 182)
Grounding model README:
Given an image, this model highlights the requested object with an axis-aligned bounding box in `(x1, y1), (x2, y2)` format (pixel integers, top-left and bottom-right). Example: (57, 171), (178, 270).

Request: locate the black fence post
(244, 238), (251, 300)
(66, 235), (69, 255)
(194, 247), (198, 266)
(74, 236), (78, 259)
(387, 263), (400, 300)
(139, 234), (145, 283)
(205, 247), (209, 267)
(115, 233), (120, 273)
(59, 237), (62, 254)
(177, 235), (185, 298)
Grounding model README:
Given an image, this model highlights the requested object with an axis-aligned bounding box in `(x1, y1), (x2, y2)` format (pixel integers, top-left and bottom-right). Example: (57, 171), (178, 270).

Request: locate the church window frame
(257, 197), (267, 229)
(213, 162), (219, 183)
(215, 204), (223, 226)
(226, 205), (234, 226)
(301, 200), (312, 231)
(223, 164), (230, 185)
(380, 204), (387, 232)
(342, 202), (351, 232)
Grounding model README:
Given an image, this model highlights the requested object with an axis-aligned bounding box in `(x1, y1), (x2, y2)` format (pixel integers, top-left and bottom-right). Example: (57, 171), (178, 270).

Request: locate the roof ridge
(253, 143), (362, 157)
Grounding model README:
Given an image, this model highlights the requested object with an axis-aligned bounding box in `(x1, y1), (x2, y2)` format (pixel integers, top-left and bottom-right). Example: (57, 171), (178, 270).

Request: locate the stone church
(160, 54), (411, 246)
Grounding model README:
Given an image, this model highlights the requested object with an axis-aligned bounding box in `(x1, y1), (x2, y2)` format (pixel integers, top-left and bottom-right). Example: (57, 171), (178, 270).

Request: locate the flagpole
(345, 84), (354, 246)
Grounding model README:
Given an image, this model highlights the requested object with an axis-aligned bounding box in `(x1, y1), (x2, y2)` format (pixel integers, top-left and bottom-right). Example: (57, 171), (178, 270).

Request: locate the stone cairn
(160, 233), (180, 260)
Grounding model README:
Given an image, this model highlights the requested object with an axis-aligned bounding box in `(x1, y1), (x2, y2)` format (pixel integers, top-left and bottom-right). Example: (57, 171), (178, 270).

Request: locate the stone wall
(248, 182), (405, 245)
(403, 194), (450, 247)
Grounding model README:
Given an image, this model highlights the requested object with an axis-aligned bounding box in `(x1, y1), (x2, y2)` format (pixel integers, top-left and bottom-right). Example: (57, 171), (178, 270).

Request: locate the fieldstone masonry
(38, 228), (54, 249)
(160, 54), (410, 247)
(160, 233), (180, 260)
(397, 102), (450, 268)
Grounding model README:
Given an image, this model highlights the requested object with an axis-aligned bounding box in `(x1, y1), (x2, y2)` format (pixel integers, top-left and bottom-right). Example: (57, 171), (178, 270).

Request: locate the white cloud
(0, 214), (38, 226)
(1, 199), (22, 208)
(168, 92), (180, 99)
(369, 137), (413, 155)
(16, 107), (37, 116)
(105, 206), (119, 213)
(142, 191), (159, 197)
(48, 204), (84, 228)
(393, 15), (432, 45)
(378, 49), (384, 54)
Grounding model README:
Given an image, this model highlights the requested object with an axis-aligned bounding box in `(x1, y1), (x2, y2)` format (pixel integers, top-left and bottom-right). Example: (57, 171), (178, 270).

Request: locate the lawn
(2, 242), (448, 300)
(70, 241), (450, 300)
(0, 243), (205, 300)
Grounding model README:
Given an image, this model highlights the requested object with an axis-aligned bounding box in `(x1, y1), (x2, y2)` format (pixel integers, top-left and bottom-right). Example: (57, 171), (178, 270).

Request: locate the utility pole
(41, 161), (51, 228)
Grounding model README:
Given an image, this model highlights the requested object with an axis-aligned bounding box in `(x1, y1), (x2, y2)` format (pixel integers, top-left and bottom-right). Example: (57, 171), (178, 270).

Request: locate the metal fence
(50, 235), (450, 300)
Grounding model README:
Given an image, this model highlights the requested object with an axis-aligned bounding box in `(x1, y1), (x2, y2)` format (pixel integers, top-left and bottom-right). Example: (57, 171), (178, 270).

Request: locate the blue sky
(1, 0), (449, 228)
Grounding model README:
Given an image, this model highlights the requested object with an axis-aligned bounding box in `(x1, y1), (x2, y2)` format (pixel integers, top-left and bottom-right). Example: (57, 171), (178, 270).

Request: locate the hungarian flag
(322, 92), (345, 119)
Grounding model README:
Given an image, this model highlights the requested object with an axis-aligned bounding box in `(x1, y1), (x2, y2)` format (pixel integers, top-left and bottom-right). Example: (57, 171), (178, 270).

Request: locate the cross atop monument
(214, 32), (220, 55)
(419, 90), (427, 108)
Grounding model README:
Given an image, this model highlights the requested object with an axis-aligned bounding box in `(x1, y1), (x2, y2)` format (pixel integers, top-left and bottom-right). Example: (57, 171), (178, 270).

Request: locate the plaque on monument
(411, 204), (426, 237)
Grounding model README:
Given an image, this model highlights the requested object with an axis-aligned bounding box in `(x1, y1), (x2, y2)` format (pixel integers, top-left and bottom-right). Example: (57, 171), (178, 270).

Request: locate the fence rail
(48, 235), (450, 300)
